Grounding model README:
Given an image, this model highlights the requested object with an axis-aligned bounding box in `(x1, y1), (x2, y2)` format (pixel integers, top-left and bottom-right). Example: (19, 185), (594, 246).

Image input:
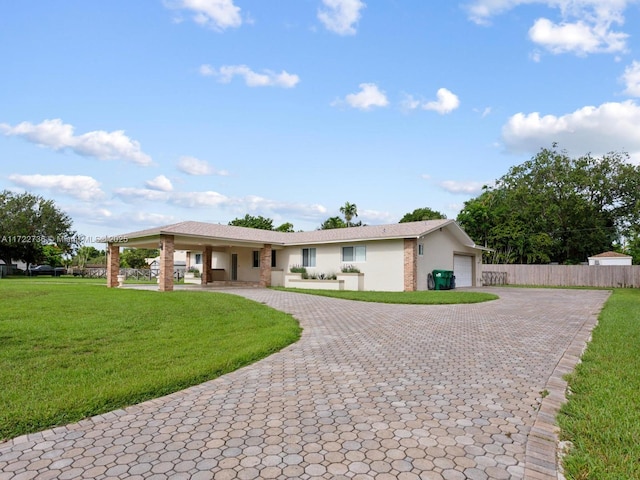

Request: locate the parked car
(28, 265), (66, 276)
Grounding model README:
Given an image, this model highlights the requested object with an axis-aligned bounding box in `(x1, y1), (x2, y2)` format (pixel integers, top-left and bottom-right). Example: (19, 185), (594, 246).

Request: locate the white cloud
(439, 180), (487, 195)
(114, 187), (328, 221)
(502, 100), (640, 162)
(423, 88), (461, 114)
(170, 0), (242, 31)
(177, 156), (229, 176)
(199, 64), (215, 76)
(621, 60), (640, 97)
(336, 83), (389, 110)
(318, 0), (365, 35)
(0, 119), (152, 165)
(127, 211), (178, 226)
(65, 205), (114, 223)
(8, 174), (105, 201)
(200, 64), (300, 88)
(528, 17), (627, 55)
(113, 187), (170, 203)
(466, 0), (633, 55)
(402, 89), (460, 114)
(170, 191), (231, 208)
(145, 175), (174, 192)
(400, 94), (421, 112)
(359, 209), (396, 224)
(235, 195), (328, 219)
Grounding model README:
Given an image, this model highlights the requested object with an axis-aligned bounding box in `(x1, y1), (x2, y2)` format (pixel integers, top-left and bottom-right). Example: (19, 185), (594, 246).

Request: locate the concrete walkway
(0, 287), (610, 480)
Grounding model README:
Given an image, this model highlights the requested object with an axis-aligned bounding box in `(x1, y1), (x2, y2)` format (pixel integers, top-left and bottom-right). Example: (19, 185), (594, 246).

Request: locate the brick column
(259, 244), (272, 287)
(159, 235), (175, 292)
(404, 238), (417, 292)
(106, 244), (120, 288)
(201, 247), (212, 285)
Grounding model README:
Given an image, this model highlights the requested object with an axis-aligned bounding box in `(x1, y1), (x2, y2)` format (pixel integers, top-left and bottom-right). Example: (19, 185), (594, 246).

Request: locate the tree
(228, 214), (296, 232)
(228, 214), (275, 230)
(120, 248), (159, 269)
(457, 145), (640, 264)
(400, 207), (446, 223)
(74, 246), (103, 269)
(275, 222), (294, 232)
(319, 216), (347, 230)
(0, 190), (75, 268)
(42, 245), (65, 267)
(624, 228), (640, 265)
(339, 202), (358, 227)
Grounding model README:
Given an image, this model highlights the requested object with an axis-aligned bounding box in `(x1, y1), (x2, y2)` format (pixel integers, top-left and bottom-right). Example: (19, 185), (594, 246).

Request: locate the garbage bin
(432, 269), (454, 290)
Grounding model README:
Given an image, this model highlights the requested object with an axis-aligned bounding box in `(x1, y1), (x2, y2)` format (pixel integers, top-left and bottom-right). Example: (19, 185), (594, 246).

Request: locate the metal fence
(483, 264), (640, 288)
(481, 271), (508, 286)
(78, 267), (185, 281)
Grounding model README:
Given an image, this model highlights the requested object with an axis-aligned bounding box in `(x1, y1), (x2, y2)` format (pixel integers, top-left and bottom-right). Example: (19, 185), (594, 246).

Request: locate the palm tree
(340, 202), (358, 227)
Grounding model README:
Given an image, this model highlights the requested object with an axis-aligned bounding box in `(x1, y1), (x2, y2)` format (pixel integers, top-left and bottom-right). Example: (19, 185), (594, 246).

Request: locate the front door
(231, 254), (238, 281)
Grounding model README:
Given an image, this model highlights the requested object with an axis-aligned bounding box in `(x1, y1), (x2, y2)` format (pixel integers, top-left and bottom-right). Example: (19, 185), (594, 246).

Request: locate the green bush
(341, 264), (360, 273)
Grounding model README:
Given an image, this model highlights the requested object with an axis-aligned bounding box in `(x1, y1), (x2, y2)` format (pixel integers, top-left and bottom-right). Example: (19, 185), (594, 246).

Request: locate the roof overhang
(109, 232), (282, 251)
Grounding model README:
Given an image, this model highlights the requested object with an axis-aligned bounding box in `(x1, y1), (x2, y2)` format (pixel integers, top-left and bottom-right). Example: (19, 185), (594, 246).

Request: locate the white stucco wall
(231, 248), (261, 282)
(588, 257), (632, 266)
(417, 229), (481, 289)
(282, 239), (406, 291)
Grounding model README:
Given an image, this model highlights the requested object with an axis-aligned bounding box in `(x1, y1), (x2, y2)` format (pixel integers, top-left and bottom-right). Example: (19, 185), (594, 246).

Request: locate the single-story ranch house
(587, 251), (633, 266)
(106, 219), (486, 291)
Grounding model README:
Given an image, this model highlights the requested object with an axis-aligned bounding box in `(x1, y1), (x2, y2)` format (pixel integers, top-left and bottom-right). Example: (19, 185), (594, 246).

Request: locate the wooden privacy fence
(483, 264), (640, 288)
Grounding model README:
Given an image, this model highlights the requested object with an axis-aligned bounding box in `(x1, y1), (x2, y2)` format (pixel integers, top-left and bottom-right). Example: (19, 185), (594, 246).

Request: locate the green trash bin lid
(432, 269), (453, 278)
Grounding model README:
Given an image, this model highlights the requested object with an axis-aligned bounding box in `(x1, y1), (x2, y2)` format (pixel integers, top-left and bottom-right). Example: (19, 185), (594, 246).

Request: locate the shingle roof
(285, 219), (453, 244)
(589, 251), (632, 258)
(114, 219), (479, 248)
(117, 221), (286, 243)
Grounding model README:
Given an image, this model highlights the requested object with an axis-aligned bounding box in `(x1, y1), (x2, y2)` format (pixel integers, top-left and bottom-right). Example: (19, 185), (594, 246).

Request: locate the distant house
(0, 259), (27, 277)
(105, 219), (487, 292)
(587, 251), (633, 266)
(147, 250), (187, 276)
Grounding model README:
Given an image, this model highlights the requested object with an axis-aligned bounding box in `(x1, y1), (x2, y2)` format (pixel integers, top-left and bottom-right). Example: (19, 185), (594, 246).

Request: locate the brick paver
(0, 287), (609, 479)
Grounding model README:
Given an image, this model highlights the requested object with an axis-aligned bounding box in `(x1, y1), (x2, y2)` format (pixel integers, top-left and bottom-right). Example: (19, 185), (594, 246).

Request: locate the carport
(106, 222), (284, 291)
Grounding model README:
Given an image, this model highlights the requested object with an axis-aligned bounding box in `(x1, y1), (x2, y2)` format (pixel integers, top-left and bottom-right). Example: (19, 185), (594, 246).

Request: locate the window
(194, 253), (202, 264)
(252, 251), (260, 268)
(271, 250), (277, 268)
(302, 248), (316, 267)
(342, 245), (366, 262)
(418, 244), (424, 256)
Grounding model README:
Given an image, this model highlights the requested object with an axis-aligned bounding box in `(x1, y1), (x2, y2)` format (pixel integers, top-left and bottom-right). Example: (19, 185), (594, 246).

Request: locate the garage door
(453, 255), (473, 287)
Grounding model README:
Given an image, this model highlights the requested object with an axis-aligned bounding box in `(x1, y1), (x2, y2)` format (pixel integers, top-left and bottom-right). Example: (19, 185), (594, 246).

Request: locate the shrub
(187, 267), (201, 278)
(290, 265), (308, 279)
(306, 272), (338, 280)
(341, 265), (360, 273)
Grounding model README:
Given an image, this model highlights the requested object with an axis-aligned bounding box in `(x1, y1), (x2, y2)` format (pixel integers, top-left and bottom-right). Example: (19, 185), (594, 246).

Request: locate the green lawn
(557, 288), (640, 480)
(0, 280), (301, 441)
(272, 287), (498, 304)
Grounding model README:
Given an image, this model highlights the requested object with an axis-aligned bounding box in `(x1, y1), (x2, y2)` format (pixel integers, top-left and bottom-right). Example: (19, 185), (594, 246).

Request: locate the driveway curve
(0, 287), (609, 480)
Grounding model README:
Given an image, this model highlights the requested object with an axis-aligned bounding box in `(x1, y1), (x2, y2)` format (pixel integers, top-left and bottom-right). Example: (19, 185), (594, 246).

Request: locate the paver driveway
(0, 287), (610, 480)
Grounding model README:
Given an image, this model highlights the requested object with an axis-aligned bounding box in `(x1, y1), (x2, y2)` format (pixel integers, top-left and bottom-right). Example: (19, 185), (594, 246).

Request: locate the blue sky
(2, 1), (640, 242)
